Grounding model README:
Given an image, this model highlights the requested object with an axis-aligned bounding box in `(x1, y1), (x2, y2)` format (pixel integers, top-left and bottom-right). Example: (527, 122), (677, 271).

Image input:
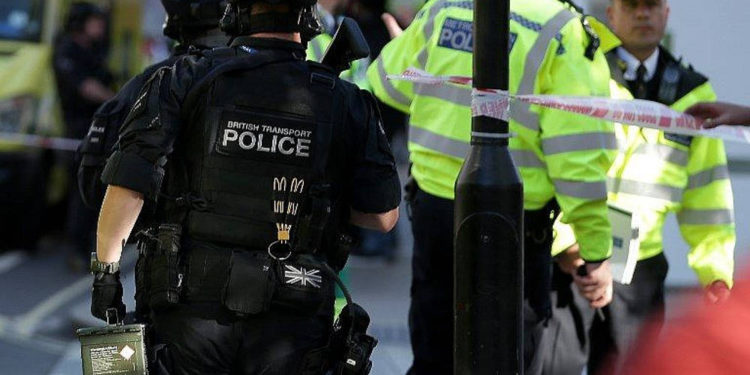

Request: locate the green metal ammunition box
(76, 323), (148, 375)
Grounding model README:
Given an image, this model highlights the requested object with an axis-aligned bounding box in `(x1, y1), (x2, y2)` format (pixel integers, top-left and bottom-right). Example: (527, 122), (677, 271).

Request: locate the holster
(146, 224), (183, 311)
(523, 200), (560, 321)
(327, 233), (353, 272)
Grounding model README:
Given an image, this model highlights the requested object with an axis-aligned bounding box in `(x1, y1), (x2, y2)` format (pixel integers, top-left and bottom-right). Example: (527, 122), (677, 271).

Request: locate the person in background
(545, 1), (735, 373)
(53, 2), (114, 271)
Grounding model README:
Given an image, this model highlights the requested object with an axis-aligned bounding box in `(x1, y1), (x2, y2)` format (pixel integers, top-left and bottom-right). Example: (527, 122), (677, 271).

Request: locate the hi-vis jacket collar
(586, 16), (622, 54)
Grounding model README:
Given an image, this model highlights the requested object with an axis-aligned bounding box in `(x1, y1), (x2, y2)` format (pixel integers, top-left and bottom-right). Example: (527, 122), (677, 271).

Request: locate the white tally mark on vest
(284, 265), (322, 288)
(273, 177), (305, 242)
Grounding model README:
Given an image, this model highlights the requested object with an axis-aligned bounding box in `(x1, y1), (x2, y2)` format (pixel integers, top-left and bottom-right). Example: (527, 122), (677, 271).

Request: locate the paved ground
(1, 145), (749, 374)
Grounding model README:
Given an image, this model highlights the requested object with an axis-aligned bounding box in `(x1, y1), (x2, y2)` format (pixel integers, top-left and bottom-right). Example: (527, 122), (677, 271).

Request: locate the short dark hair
(65, 2), (105, 33)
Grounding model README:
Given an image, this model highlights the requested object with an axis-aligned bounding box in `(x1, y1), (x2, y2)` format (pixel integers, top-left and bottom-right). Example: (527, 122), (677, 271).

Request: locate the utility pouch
(327, 233), (353, 272)
(222, 250), (275, 316)
(148, 224), (183, 311)
(274, 254), (334, 315)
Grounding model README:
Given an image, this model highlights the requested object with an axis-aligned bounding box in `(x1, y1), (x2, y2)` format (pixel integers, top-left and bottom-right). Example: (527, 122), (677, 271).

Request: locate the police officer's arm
(350, 208), (399, 233)
(539, 21), (616, 307)
(346, 91), (401, 232)
(98, 63), (195, 260)
(672, 85), (735, 300)
(541, 23), (616, 264)
(97, 186), (144, 263)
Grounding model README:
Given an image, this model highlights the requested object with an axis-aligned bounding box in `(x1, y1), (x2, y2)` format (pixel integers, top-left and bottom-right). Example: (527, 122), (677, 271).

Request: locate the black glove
(91, 271), (126, 324)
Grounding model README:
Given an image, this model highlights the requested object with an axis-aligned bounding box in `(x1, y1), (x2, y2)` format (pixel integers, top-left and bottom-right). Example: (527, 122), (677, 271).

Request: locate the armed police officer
(89, 0), (401, 373)
(79, 0), (229, 211)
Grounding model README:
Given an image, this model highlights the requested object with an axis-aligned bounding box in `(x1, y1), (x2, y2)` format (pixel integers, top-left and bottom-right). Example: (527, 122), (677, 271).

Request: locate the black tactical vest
(163, 48), (346, 255)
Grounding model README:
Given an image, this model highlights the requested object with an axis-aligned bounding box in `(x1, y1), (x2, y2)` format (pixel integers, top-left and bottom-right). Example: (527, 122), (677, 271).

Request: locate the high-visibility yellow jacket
(367, 0), (616, 261)
(554, 20), (735, 287)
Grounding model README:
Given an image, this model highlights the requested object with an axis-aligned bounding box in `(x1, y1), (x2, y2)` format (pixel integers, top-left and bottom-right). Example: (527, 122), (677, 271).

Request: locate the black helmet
(162, 0), (227, 41)
(220, 0), (322, 41)
(65, 2), (106, 33)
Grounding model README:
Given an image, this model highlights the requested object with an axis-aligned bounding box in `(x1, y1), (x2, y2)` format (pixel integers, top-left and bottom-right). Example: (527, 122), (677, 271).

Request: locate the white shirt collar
(617, 47), (659, 82)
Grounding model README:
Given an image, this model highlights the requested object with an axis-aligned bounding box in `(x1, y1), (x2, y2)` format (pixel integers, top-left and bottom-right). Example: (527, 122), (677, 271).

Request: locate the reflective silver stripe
(414, 84), (471, 106)
(542, 132), (618, 155)
(415, 1), (447, 69)
(417, 48), (429, 68)
(512, 10), (576, 131)
(677, 209), (734, 225)
(608, 177), (683, 202)
(376, 55), (411, 107)
(634, 143), (689, 166)
(509, 101), (539, 131)
(410, 126), (545, 167)
(511, 150), (546, 168)
(472, 132), (511, 139)
(553, 179), (608, 200)
(309, 39), (323, 61)
(517, 10), (575, 95)
(422, 0), (447, 42)
(409, 125), (469, 159)
(687, 165), (730, 190)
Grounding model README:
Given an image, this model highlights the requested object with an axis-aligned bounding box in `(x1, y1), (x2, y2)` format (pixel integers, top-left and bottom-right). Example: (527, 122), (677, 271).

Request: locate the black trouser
(145, 241), (334, 375)
(149, 303), (331, 375)
(407, 187), (557, 375)
(541, 253), (668, 375)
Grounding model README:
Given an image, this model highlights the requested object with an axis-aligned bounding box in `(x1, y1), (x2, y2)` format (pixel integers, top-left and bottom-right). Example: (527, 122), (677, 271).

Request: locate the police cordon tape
(0, 131), (81, 151)
(389, 68), (750, 144)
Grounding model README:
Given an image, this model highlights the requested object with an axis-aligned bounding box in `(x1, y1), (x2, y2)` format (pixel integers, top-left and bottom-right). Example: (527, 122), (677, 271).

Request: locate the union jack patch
(284, 265), (322, 288)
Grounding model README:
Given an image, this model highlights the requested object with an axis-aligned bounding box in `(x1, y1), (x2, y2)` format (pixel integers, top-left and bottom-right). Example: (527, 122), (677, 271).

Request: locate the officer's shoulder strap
(186, 45), (236, 58)
(657, 46), (709, 105)
(580, 16), (600, 61)
(306, 61), (338, 89)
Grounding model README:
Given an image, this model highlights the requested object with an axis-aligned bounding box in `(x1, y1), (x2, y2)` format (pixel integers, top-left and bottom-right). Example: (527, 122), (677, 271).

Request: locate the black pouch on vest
(222, 250), (275, 316)
(273, 254), (334, 315)
(148, 224), (183, 311)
